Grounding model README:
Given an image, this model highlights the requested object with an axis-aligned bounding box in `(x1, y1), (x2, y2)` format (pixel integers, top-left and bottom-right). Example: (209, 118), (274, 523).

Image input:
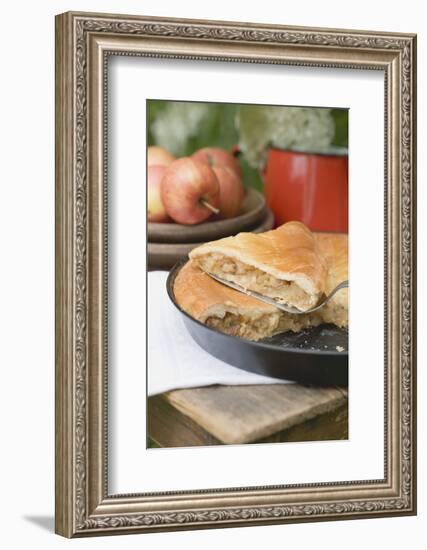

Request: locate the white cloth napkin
(147, 271), (291, 396)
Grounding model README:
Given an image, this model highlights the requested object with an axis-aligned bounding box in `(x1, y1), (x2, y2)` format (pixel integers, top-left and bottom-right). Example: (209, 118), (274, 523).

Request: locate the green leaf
(331, 109), (349, 148)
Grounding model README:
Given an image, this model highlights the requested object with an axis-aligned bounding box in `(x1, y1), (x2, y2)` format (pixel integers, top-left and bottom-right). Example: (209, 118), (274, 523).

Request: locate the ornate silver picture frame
(55, 11), (416, 537)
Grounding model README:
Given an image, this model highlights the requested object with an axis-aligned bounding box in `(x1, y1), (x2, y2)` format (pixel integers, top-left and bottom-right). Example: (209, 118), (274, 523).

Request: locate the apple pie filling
(320, 302), (348, 328)
(205, 311), (280, 341)
(204, 309), (328, 341)
(276, 311), (323, 334)
(195, 253), (316, 311)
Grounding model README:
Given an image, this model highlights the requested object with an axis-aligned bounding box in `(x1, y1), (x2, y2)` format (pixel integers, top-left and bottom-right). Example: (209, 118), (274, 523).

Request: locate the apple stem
(200, 199), (220, 215)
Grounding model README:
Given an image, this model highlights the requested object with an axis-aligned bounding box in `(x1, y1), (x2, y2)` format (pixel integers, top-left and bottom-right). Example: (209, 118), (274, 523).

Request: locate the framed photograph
(55, 11), (417, 537)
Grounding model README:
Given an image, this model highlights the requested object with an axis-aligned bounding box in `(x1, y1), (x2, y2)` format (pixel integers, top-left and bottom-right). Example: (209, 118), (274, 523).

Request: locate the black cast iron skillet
(166, 261), (348, 387)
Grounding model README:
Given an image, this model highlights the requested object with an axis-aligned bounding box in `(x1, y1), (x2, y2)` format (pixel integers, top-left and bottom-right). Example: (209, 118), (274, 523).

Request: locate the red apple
(147, 146), (175, 167)
(161, 158), (220, 225)
(192, 147), (242, 178)
(212, 165), (245, 219)
(147, 165), (169, 222)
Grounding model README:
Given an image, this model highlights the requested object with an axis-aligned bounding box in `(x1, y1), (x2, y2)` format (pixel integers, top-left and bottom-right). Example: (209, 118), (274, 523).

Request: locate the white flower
(151, 103), (210, 156)
(238, 106), (336, 169)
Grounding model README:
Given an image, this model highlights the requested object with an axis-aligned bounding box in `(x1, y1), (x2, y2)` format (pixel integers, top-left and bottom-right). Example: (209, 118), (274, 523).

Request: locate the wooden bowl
(148, 188), (266, 244)
(148, 208), (274, 271)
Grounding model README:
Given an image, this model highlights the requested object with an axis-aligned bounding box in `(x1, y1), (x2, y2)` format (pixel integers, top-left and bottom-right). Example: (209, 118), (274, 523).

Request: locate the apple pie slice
(174, 261), (322, 341)
(175, 229), (348, 342)
(189, 221), (328, 312)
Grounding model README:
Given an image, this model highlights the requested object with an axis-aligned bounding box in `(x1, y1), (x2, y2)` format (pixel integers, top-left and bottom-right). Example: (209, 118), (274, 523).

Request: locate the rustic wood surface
(148, 384), (348, 447)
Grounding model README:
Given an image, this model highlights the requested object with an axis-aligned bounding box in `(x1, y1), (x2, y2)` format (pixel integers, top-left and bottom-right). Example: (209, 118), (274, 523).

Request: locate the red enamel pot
(262, 148), (348, 232)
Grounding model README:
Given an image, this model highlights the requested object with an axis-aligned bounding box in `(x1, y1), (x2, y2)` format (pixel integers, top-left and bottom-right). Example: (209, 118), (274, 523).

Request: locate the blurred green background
(147, 100), (348, 191)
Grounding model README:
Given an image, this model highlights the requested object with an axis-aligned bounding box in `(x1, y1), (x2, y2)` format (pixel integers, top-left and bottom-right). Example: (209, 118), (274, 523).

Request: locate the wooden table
(148, 384), (348, 447)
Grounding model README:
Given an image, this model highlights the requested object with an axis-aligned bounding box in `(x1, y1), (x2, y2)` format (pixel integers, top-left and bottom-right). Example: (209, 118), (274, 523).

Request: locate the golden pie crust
(174, 223), (348, 342)
(189, 221), (328, 311)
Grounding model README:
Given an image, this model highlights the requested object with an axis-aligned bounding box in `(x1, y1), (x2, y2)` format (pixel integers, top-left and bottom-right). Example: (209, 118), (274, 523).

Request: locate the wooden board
(148, 384), (348, 447)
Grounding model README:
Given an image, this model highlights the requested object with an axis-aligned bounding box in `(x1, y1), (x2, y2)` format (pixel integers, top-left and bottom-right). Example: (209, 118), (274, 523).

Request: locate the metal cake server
(206, 271), (349, 315)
